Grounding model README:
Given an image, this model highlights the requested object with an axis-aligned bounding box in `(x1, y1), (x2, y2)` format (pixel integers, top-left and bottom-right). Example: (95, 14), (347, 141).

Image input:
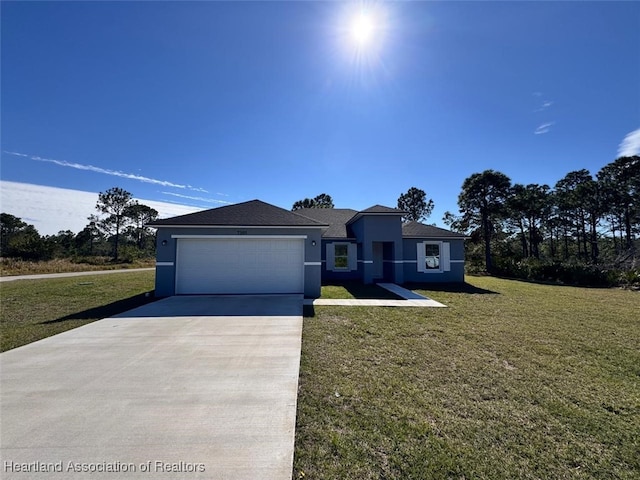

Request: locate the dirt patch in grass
(295, 276), (639, 479)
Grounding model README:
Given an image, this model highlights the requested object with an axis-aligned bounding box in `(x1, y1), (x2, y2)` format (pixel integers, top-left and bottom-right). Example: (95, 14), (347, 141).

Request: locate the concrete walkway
(0, 295), (303, 479)
(303, 284), (446, 307)
(0, 267), (154, 282)
(377, 283), (431, 300)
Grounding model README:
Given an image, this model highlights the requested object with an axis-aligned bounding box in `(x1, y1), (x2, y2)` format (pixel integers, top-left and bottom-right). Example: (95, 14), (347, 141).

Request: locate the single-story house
(149, 199), (466, 298)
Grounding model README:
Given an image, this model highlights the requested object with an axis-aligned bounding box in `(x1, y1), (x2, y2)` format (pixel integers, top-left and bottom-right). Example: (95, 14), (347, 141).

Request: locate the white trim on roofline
(358, 259), (463, 264)
(304, 262), (322, 266)
(171, 235), (308, 239)
(154, 224), (325, 229)
(403, 236), (468, 240)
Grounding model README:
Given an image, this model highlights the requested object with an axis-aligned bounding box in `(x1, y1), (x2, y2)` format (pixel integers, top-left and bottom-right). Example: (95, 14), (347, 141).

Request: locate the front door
(372, 242), (384, 280)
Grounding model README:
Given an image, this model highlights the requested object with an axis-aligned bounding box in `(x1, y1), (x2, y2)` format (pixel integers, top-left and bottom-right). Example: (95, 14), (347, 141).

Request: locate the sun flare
(335, 3), (389, 72)
(351, 12), (375, 47)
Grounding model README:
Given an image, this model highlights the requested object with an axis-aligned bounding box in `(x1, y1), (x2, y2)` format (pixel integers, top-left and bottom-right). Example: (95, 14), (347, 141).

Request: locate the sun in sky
(350, 11), (376, 47)
(338, 2), (388, 66)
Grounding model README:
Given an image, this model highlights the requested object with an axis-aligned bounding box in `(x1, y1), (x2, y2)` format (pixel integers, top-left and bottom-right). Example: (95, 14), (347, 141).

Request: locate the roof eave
(403, 235), (469, 240)
(320, 236), (357, 240)
(346, 211), (404, 226)
(149, 223), (328, 229)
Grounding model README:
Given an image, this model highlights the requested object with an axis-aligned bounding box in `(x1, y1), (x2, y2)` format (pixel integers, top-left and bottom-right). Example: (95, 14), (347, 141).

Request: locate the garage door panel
(176, 238), (304, 294)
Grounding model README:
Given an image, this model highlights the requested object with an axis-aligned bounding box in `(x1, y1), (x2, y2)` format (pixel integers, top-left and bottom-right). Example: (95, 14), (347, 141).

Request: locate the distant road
(0, 268), (154, 283)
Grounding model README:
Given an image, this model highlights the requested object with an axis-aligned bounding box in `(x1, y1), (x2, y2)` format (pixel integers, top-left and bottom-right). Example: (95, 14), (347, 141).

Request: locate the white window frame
(333, 243), (350, 270)
(417, 241), (450, 273)
(326, 242), (357, 272)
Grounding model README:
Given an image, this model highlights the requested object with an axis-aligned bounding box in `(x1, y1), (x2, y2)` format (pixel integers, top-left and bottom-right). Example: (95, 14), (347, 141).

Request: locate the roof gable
(402, 221), (466, 239)
(149, 200), (328, 227)
(359, 205), (406, 214)
(297, 205), (407, 238)
(346, 204), (406, 225)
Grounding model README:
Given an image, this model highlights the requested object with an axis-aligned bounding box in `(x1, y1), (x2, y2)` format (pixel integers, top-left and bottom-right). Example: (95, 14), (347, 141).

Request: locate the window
(327, 242), (357, 272)
(424, 243), (440, 270)
(334, 244), (349, 269)
(417, 241), (450, 273)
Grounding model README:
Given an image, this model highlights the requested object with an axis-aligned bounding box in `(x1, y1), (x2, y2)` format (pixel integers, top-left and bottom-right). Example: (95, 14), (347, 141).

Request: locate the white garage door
(175, 237), (304, 295)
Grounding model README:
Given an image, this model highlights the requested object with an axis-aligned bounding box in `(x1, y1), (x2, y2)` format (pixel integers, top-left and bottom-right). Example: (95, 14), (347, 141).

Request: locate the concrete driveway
(0, 295), (303, 479)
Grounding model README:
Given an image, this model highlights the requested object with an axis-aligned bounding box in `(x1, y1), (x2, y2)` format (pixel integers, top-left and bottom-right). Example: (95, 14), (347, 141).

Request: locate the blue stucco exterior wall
(154, 212), (466, 296)
(402, 238), (465, 283)
(153, 226), (323, 298)
(349, 215), (405, 284)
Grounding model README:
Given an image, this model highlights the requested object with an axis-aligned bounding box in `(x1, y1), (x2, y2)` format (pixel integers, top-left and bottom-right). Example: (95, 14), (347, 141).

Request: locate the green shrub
(618, 268), (640, 289)
(71, 256), (113, 265)
(492, 258), (617, 287)
(117, 245), (146, 263)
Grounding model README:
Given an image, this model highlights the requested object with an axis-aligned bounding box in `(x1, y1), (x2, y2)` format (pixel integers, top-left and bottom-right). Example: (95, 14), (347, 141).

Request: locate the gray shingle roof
(149, 200), (328, 227)
(359, 205), (406, 214)
(402, 221), (467, 239)
(296, 208), (358, 238)
(345, 204), (406, 226)
(149, 201), (462, 240)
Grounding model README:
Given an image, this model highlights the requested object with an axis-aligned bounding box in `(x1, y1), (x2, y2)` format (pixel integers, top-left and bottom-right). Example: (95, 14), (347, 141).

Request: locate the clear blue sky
(2, 1), (639, 234)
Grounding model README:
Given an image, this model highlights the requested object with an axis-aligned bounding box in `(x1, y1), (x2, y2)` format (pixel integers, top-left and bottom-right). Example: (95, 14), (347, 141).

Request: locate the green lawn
(0, 270), (156, 351)
(2, 272), (637, 477)
(0, 257), (154, 276)
(294, 276), (639, 479)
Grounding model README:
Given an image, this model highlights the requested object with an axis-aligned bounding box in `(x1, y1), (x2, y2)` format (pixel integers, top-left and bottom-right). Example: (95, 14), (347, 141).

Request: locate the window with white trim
(424, 243), (440, 270)
(326, 242), (357, 272)
(417, 241), (450, 273)
(334, 244), (349, 270)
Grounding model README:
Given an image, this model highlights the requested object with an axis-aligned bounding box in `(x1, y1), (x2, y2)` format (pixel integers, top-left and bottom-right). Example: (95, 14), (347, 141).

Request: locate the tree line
(3, 155), (638, 286)
(1, 187), (158, 262)
(446, 156), (639, 285)
(291, 156), (638, 286)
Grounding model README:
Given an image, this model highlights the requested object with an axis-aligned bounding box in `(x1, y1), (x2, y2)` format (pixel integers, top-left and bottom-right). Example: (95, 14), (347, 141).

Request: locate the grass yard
(0, 270), (156, 351)
(294, 276), (639, 479)
(1, 257), (155, 276)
